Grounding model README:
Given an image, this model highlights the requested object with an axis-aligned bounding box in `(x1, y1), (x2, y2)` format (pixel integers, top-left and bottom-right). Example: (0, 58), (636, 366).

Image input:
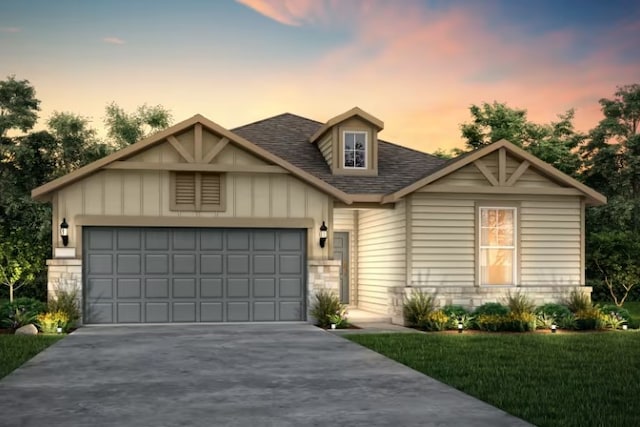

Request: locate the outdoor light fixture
(60, 218), (69, 247)
(551, 324), (557, 334)
(623, 323), (628, 331)
(458, 320), (463, 334)
(319, 221), (328, 248)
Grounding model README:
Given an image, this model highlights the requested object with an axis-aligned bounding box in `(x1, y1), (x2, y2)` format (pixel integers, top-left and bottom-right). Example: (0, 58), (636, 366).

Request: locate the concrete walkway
(0, 324), (531, 427)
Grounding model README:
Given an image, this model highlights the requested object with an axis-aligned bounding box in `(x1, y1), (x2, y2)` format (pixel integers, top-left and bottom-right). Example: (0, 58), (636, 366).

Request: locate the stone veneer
(307, 259), (341, 322)
(388, 285), (593, 325)
(46, 258), (83, 322)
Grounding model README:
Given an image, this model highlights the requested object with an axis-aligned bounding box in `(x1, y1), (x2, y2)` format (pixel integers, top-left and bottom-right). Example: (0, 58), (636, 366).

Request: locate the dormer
(309, 107), (384, 176)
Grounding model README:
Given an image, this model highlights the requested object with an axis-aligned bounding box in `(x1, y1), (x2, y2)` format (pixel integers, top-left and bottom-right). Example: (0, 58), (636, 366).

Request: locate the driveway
(0, 324), (530, 426)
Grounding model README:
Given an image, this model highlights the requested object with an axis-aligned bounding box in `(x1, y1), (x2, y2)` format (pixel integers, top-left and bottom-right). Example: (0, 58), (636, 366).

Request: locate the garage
(83, 227), (306, 323)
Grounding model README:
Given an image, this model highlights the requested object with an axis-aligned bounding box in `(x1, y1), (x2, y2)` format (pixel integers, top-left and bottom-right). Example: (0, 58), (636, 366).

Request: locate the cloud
(102, 37), (126, 45)
(0, 27), (20, 33)
(236, 0), (332, 26)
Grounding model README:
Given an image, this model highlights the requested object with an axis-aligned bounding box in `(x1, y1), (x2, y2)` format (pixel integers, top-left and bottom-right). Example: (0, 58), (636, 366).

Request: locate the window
(479, 207), (516, 285)
(171, 172), (224, 211)
(343, 131), (367, 169)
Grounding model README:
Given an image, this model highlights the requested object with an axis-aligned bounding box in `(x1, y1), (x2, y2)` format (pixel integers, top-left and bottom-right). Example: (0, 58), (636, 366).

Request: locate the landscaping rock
(15, 324), (38, 335)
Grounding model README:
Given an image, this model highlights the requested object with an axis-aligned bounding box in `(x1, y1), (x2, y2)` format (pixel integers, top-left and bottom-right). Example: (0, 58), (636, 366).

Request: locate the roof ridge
(232, 112), (322, 131)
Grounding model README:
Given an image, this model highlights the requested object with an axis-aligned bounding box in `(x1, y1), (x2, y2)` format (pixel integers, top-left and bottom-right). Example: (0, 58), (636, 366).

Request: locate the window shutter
(174, 172), (196, 208)
(201, 173), (221, 208)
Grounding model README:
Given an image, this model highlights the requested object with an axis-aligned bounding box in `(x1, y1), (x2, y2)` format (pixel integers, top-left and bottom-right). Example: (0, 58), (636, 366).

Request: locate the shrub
(502, 312), (537, 332)
(575, 307), (605, 330)
(564, 290), (592, 313)
(403, 290), (435, 329)
(48, 288), (80, 329)
(557, 313), (577, 330)
(473, 302), (509, 317)
(37, 311), (69, 334)
(310, 290), (346, 329)
(424, 310), (449, 331)
(441, 305), (471, 330)
(455, 314), (475, 330)
(599, 304), (631, 322)
(0, 297), (47, 331)
(505, 291), (535, 315)
(536, 312), (556, 329)
(535, 303), (572, 319)
(600, 312), (626, 330)
(441, 305), (470, 318)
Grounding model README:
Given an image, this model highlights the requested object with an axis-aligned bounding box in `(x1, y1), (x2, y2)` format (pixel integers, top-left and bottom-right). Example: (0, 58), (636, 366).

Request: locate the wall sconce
(60, 218), (69, 247)
(319, 221), (328, 248)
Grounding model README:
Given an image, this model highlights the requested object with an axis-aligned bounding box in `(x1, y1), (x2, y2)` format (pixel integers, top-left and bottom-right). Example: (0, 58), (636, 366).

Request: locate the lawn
(346, 332), (640, 427)
(0, 335), (64, 379)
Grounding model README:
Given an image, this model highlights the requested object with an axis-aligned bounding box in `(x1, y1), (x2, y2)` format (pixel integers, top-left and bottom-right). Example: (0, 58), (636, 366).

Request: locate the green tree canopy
(0, 75), (40, 136)
(104, 103), (172, 148)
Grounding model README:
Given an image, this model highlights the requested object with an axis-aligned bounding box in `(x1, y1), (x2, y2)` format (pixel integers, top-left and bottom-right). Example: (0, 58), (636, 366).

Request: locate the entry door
(333, 232), (349, 304)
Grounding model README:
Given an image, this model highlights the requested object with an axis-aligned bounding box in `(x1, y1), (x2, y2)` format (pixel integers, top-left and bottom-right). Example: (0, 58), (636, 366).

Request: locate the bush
(47, 289), (80, 329)
(557, 313), (577, 330)
(36, 311), (69, 334)
(565, 290), (592, 313)
(473, 302), (509, 317)
(441, 305), (472, 330)
(575, 307), (605, 330)
(505, 291), (535, 315)
(0, 298), (47, 331)
(502, 312), (537, 332)
(403, 290), (435, 329)
(310, 290), (346, 329)
(536, 303), (572, 319)
(599, 304), (631, 321)
(424, 310), (449, 331)
(474, 314), (504, 332)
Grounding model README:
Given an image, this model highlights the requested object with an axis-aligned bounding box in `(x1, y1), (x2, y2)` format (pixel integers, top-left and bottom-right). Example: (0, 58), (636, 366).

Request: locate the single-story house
(32, 107), (606, 325)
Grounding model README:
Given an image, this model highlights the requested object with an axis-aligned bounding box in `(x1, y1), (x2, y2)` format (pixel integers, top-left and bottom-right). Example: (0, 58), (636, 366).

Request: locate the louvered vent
(175, 173), (196, 206)
(201, 173), (221, 205)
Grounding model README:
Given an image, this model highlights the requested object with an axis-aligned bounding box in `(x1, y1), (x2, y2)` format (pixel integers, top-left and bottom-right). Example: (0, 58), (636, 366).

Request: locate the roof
(232, 113), (446, 195)
(308, 107), (384, 143)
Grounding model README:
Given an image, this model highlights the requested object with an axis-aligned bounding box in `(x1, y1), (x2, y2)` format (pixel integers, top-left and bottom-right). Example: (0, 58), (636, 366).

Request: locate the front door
(333, 232), (349, 304)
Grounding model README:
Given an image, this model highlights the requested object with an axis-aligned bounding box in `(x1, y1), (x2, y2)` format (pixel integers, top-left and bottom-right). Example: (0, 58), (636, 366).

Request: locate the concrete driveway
(0, 324), (530, 427)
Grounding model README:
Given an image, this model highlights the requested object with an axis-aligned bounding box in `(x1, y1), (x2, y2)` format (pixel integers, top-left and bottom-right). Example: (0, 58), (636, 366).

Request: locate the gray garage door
(83, 227), (306, 323)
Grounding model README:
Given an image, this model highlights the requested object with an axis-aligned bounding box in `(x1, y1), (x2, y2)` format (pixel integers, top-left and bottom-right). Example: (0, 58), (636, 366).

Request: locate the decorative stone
(15, 324), (38, 335)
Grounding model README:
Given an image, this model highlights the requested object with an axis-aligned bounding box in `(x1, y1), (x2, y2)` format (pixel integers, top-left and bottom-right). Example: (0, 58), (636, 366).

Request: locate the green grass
(346, 332), (640, 427)
(0, 335), (64, 379)
(622, 301), (640, 319)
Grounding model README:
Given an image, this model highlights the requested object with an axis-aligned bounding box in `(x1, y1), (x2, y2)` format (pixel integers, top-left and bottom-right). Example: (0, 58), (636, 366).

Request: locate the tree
(104, 103), (172, 147)
(0, 239), (40, 301)
(0, 75), (40, 136)
(459, 102), (583, 176)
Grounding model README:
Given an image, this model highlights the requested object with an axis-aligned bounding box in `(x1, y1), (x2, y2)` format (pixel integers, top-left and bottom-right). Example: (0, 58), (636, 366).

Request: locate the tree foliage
(104, 103), (172, 148)
(459, 102), (583, 176)
(0, 75), (40, 136)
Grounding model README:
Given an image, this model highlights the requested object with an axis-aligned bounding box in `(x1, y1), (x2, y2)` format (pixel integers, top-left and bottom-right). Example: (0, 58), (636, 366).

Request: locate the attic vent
(171, 172), (225, 212)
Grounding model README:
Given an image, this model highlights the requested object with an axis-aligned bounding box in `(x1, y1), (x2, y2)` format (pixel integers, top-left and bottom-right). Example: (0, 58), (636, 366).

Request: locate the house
(31, 108), (606, 325)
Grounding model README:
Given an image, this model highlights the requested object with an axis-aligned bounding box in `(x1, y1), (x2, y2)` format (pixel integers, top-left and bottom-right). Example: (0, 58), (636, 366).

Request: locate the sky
(1, 0), (639, 152)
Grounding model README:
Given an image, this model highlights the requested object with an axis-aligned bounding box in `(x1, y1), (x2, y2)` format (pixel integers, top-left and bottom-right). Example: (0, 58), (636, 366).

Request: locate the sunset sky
(1, 0), (639, 152)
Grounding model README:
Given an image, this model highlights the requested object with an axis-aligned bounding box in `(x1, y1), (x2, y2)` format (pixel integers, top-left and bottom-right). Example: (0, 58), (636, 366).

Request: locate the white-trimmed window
(479, 207), (516, 285)
(343, 131), (367, 169)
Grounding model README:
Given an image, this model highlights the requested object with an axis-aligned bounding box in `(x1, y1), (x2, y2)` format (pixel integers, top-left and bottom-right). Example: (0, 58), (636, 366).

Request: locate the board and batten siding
(357, 201), (406, 314)
(333, 209), (357, 304)
(54, 131), (331, 260)
(410, 193), (582, 287)
(318, 134), (333, 169)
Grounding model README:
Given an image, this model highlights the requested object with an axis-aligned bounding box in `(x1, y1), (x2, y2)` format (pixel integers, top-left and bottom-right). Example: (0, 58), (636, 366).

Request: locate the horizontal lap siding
(357, 202), (405, 314)
(411, 196), (475, 286)
(520, 199), (581, 285)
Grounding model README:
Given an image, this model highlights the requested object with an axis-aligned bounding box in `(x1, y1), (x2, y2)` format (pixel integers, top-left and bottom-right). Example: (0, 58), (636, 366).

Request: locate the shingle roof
(232, 113), (446, 195)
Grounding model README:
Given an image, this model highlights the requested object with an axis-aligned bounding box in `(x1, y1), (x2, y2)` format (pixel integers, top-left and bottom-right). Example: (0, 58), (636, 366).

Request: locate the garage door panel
(201, 302), (223, 322)
(173, 278), (196, 298)
(201, 278), (223, 298)
(227, 255), (249, 274)
(145, 278), (169, 298)
(87, 303), (113, 324)
(146, 254), (169, 274)
(254, 255), (275, 274)
(117, 303), (141, 323)
(145, 231), (169, 250)
(254, 278), (276, 297)
(117, 279), (141, 298)
(85, 227), (305, 323)
(117, 254), (141, 274)
(227, 302), (250, 321)
(87, 278), (113, 299)
(228, 278), (250, 298)
(200, 254), (222, 274)
(280, 302), (302, 321)
(173, 303), (196, 322)
(117, 230), (141, 250)
(88, 254), (113, 274)
(146, 302), (169, 322)
(254, 302), (276, 321)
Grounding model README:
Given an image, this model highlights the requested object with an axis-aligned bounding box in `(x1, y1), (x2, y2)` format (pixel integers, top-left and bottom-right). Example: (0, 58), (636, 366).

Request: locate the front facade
(32, 108), (605, 325)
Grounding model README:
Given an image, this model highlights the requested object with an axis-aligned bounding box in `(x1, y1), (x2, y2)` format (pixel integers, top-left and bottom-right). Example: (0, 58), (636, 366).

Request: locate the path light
(622, 323), (628, 331)
(458, 318), (463, 334)
(319, 221), (328, 248)
(551, 324), (557, 334)
(60, 218), (69, 247)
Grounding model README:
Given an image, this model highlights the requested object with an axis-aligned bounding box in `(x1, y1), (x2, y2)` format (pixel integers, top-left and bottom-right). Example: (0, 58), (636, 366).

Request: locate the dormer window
(344, 131), (367, 169)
